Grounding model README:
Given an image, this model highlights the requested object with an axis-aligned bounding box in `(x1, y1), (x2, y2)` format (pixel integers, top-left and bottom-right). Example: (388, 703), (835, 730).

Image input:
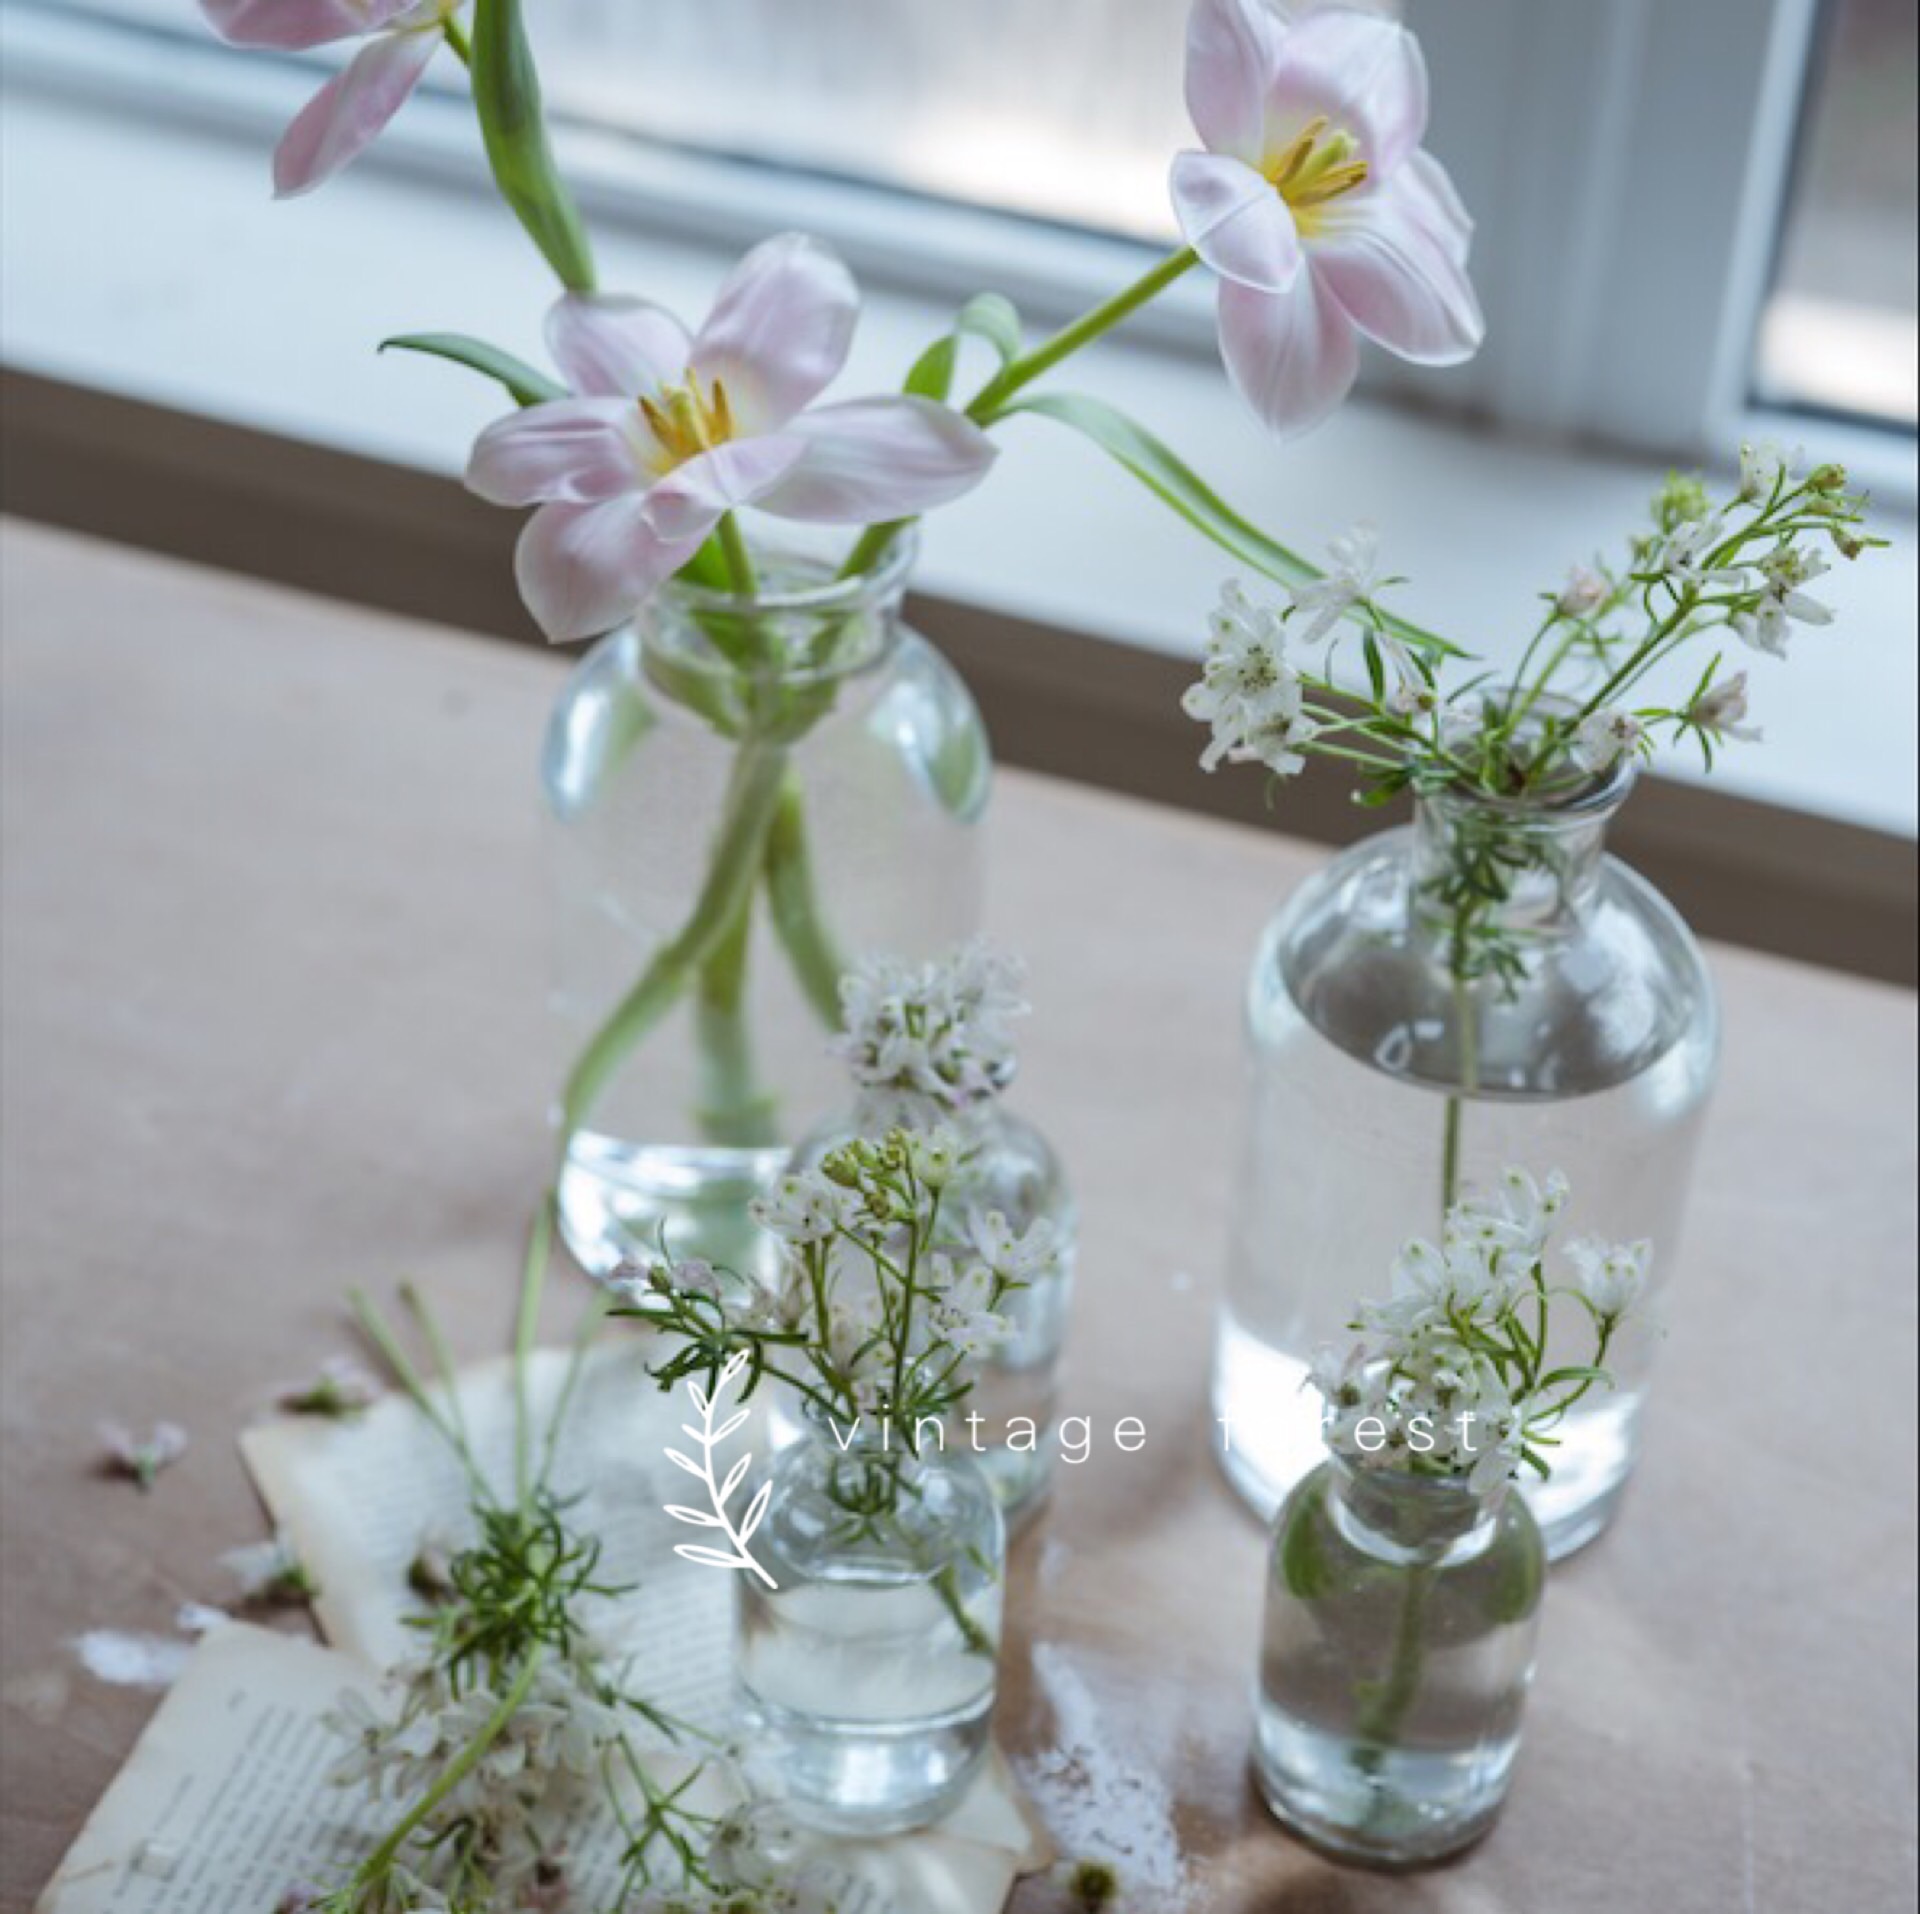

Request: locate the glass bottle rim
(1423, 687), (1639, 826)
(663, 527), (918, 619)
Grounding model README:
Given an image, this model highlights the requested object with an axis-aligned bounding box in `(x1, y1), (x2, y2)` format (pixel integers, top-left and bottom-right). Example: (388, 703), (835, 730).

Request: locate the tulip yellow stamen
(639, 372), (735, 470)
(1265, 115), (1370, 232)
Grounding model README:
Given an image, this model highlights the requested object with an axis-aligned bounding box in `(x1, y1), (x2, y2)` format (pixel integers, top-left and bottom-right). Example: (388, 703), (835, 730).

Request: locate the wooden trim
(5, 366), (1913, 985)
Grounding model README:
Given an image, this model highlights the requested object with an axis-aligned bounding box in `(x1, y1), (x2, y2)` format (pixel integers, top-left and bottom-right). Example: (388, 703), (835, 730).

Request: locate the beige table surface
(2, 519), (1915, 1913)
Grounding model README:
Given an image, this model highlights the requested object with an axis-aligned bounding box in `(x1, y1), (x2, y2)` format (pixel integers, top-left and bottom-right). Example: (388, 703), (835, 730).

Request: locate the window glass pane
(1755, 0), (1918, 429)
(538, 0), (1396, 243)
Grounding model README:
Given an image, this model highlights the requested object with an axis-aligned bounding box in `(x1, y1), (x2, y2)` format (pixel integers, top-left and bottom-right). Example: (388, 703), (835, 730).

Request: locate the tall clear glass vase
(1212, 759), (1718, 1557)
(543, 538), (990, 1278)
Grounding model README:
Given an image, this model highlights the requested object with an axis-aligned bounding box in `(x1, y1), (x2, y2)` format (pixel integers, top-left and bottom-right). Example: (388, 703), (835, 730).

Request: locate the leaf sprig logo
(663, 1352), (778, 1589)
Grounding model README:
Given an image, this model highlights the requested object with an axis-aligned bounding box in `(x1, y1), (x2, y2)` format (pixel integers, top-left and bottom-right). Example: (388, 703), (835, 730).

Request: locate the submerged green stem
(558, 742), (789, 1144)
(1353, 1565), (1433, 1783)
(693, 888), (780, 1148)
(763, 775), (847, 1029)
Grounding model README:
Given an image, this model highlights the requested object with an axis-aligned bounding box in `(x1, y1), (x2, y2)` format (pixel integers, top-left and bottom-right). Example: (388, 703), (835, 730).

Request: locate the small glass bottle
(788, 1100), (1076, 1527)
(737, 1402), (1005, 1835)
(1255, 1456), (1545, 1867)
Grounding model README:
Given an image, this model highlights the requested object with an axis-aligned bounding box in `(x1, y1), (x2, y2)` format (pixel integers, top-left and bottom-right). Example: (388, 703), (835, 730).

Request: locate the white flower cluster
(1647, 448), (1836, 659)
(829, 940), (1028, 1129)
(1183, 580), (1319, 777)
(322, 1640), (631, 1906)
(740, 1145), (1056, 1414)
(1313, 1169), (1650, 1494)
(1186, 532), (1435, 778)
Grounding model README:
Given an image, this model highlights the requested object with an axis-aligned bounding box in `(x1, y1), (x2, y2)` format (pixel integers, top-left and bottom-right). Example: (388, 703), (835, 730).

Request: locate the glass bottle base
(1212, 1313), (1636, 1561)
(558, 1129), (786, 1281)
(739, 1689), (993, 1836)
(1254, 1700), (1511, 1868)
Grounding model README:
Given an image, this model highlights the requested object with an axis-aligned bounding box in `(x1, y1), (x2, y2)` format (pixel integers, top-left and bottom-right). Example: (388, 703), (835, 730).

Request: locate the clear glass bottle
(1256, 1457), (1545, 1867)
(737, 1403), (1005, 1835)
(789, 1100), (1076, 1527)
(542, 536), (990, 1279)
(1212, 760), (1717, 1557)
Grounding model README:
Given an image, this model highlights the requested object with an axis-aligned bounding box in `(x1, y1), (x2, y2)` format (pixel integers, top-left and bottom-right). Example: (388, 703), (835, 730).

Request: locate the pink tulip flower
(201, 0), (460, 198)
(466, 235), (999, 643)
(1171, 0), (1483, 436)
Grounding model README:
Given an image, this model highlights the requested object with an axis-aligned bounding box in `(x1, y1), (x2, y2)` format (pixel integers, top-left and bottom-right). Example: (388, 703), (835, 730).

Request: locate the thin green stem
(512, 1195), (553, 1511)
(538, 1288), (610, 1493)
(441, 15), (472, 64)
(400, 1282), (475, 1457)
(717, 513), (758, 597)
(692, 889), (779, 1147)
(558, 742), (789, 1143)
(966, 246), (1200, 425)
(762, 775), (847, 1028)
(353, 1649), (545, 1881)
(1353, 1565), (1433, 1783)
(840, 246), (1201, 582)
(1440, 935), (1479, 1216)
(349, 1289), (494, 1508)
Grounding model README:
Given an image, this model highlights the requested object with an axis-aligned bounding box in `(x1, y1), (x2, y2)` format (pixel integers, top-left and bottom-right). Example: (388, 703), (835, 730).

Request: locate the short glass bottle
(736, 1400), (1006, 1835)
(788, 1099), (1076, 1526)
(1256, 1456), (1545, 1868)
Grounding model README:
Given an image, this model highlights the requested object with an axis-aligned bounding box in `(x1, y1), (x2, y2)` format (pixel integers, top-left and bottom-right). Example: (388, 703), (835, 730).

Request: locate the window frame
(10, 0), (1915, 491)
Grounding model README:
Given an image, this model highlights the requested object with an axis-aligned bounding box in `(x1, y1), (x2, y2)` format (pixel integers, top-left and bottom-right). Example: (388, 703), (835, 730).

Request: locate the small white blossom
(1738, 440), (1798, 505)
(1556, 564), (1609, 617)
(98, 1419), (187, 1491)
(1288, 524), (1389, 647)
(279, 1357), (379, 1419)
(928, 1262), (1012, 1360)
(1653, 512), (1749, 598)
(749, 1171), (848, 1246)
(221, 1534), (316, 1607)
(1183, 582), (1315, 776)
(965, 1208), (1061, 1291)
(1571, 706), (1644, 773)
(1567, 1236), (1651, 1322)
(707, 1801), (809, 1891)
(1734, 543), (1834, 657)
(1686, 672), (1762, 743)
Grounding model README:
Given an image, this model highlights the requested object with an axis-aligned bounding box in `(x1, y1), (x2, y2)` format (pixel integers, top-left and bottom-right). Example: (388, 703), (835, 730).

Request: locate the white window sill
(3, 15), (1916, 839)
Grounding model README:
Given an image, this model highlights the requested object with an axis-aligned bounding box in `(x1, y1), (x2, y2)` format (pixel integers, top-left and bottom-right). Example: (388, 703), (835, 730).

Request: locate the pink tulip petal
(757, 398), (998, 524)
(1267, 10), (1428, 179)
(1185, 0), (1282, 161)
(1313, 167), (1484, 366)
(1217, 270), (1360, 440)
(514, 497), (700, 644)
(272, 26), (438, 198)
(465, 399), (645, 507)
(1171, 151), (1302, 294)
(689, 234), (858, 434)
(203, 0), (409, 51)
(545, 295), (692, 401)
(1398, 148), (1475, 265)
(641, 437), (809, 545)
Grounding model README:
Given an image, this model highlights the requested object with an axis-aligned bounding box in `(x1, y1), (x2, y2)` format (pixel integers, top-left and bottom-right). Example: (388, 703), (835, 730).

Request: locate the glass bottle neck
(1410, 778), (1627, 948)
(1328, 1459), (1504, 1567)
(638, 537), (914, 697)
